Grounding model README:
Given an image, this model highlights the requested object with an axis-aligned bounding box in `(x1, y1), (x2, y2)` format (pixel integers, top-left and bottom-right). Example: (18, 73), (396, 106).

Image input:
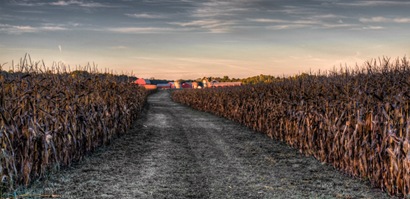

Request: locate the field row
(0, 64), (148, 193)
(172, 57), (410, 197)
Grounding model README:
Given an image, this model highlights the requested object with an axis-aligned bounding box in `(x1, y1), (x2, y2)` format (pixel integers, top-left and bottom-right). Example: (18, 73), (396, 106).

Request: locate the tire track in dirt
(24, 90), (394, 198)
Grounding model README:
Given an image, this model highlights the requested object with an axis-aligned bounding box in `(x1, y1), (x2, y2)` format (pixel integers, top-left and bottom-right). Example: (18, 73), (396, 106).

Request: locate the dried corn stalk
(172, 57), (410, 197)
(0, 57), (148, 193)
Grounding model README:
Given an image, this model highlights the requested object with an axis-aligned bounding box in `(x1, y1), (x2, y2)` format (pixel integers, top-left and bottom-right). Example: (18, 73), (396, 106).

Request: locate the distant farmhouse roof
(182, 82), (192, 89)
(135, 78), (151, 85)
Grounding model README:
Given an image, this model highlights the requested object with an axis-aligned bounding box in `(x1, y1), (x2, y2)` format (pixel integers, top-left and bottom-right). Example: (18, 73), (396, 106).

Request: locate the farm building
(135, 78), (157, 90)
(182, 82), (193, 89)
(135, 78), (201, 90)
(174, 81), (181, 89)
(141, 84), (157, 90)
(157, 82), (174, 89)
(135, 78), (169, 85)
(135, 78), (151, 85)
(192, 82), (199, 89)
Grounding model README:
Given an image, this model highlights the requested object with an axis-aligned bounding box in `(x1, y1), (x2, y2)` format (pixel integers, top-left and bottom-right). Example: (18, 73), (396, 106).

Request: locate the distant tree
(240, 74), (279, 85)
(197, 74), (281, 85)
(222, 76), (229, 82)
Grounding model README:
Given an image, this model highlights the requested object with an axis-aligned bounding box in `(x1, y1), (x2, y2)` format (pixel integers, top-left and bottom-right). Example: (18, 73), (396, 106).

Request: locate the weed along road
(28, 90), (392, 198)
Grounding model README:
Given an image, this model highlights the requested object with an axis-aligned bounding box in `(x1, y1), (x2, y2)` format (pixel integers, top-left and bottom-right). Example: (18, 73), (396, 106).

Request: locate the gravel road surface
(24, 90), (393, 198)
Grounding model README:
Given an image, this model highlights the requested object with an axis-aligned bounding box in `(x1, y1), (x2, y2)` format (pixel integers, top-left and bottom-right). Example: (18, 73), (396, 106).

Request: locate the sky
(0, 0), (409, 80)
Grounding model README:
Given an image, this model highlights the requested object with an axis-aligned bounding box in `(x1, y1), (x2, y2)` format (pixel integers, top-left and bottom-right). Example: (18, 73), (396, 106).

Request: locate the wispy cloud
(336, 1), (410, 6)
(125, 13), (164, 19)
(180, 0), (256, 33)
(13, 1), (47, 6)
(277, 6), (318, 15)
(321, 23), (359, 29)
(309, 14), (346, 19)
(360, 16), (410, 23)
(249, 17), (357, 30)
(394, 18), (410, 23)
(50, 0), (112, 7)
(247, 18), (287, 23)
(171, 19), (234, 33)
(361, 26), (385, 30)
(268, 24), (310, 30)
(193, 7), (249, 18)
(249, 18), (319, 25)
(191, 1), (251, 18)
(8, 25), (37, 33)
(107, 27), (177, 34)
(14, 10), (45, 14)
(246, 13), (386, 31)
(0, 23), (67, 34)
(14, 0), (113, 8)
(41, 26), (67, 31)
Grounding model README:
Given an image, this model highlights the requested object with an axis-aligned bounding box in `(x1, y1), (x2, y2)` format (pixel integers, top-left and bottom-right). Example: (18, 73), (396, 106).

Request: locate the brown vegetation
(0, 58), (148, 193)
(172, 57), (410, 197)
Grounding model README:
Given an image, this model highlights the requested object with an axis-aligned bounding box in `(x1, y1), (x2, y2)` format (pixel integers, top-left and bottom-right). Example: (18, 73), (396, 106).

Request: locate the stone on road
(28, 90), (392, 198)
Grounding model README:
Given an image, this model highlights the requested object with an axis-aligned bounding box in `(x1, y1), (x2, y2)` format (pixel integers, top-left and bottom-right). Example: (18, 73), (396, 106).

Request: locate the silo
(192, 82), (198, 89)
(202, 79), (208, 88)
(174, 80), (181, 89)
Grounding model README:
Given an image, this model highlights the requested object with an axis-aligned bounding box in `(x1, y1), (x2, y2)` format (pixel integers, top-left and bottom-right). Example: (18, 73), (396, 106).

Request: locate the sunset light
(1, 0), (409, 79)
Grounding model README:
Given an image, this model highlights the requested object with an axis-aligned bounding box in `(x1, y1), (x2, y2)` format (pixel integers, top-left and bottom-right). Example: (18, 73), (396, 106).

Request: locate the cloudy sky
(0, 0), (409, 79)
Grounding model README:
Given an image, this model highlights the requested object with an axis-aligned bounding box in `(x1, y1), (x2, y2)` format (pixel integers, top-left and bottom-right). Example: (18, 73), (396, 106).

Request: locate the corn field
(172, 57), (410, 197)
(0, 58), (148, 193)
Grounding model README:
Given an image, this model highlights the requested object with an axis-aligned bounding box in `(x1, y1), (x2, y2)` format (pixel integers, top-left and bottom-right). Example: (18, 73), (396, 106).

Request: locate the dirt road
(25, 90), (393, 198)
